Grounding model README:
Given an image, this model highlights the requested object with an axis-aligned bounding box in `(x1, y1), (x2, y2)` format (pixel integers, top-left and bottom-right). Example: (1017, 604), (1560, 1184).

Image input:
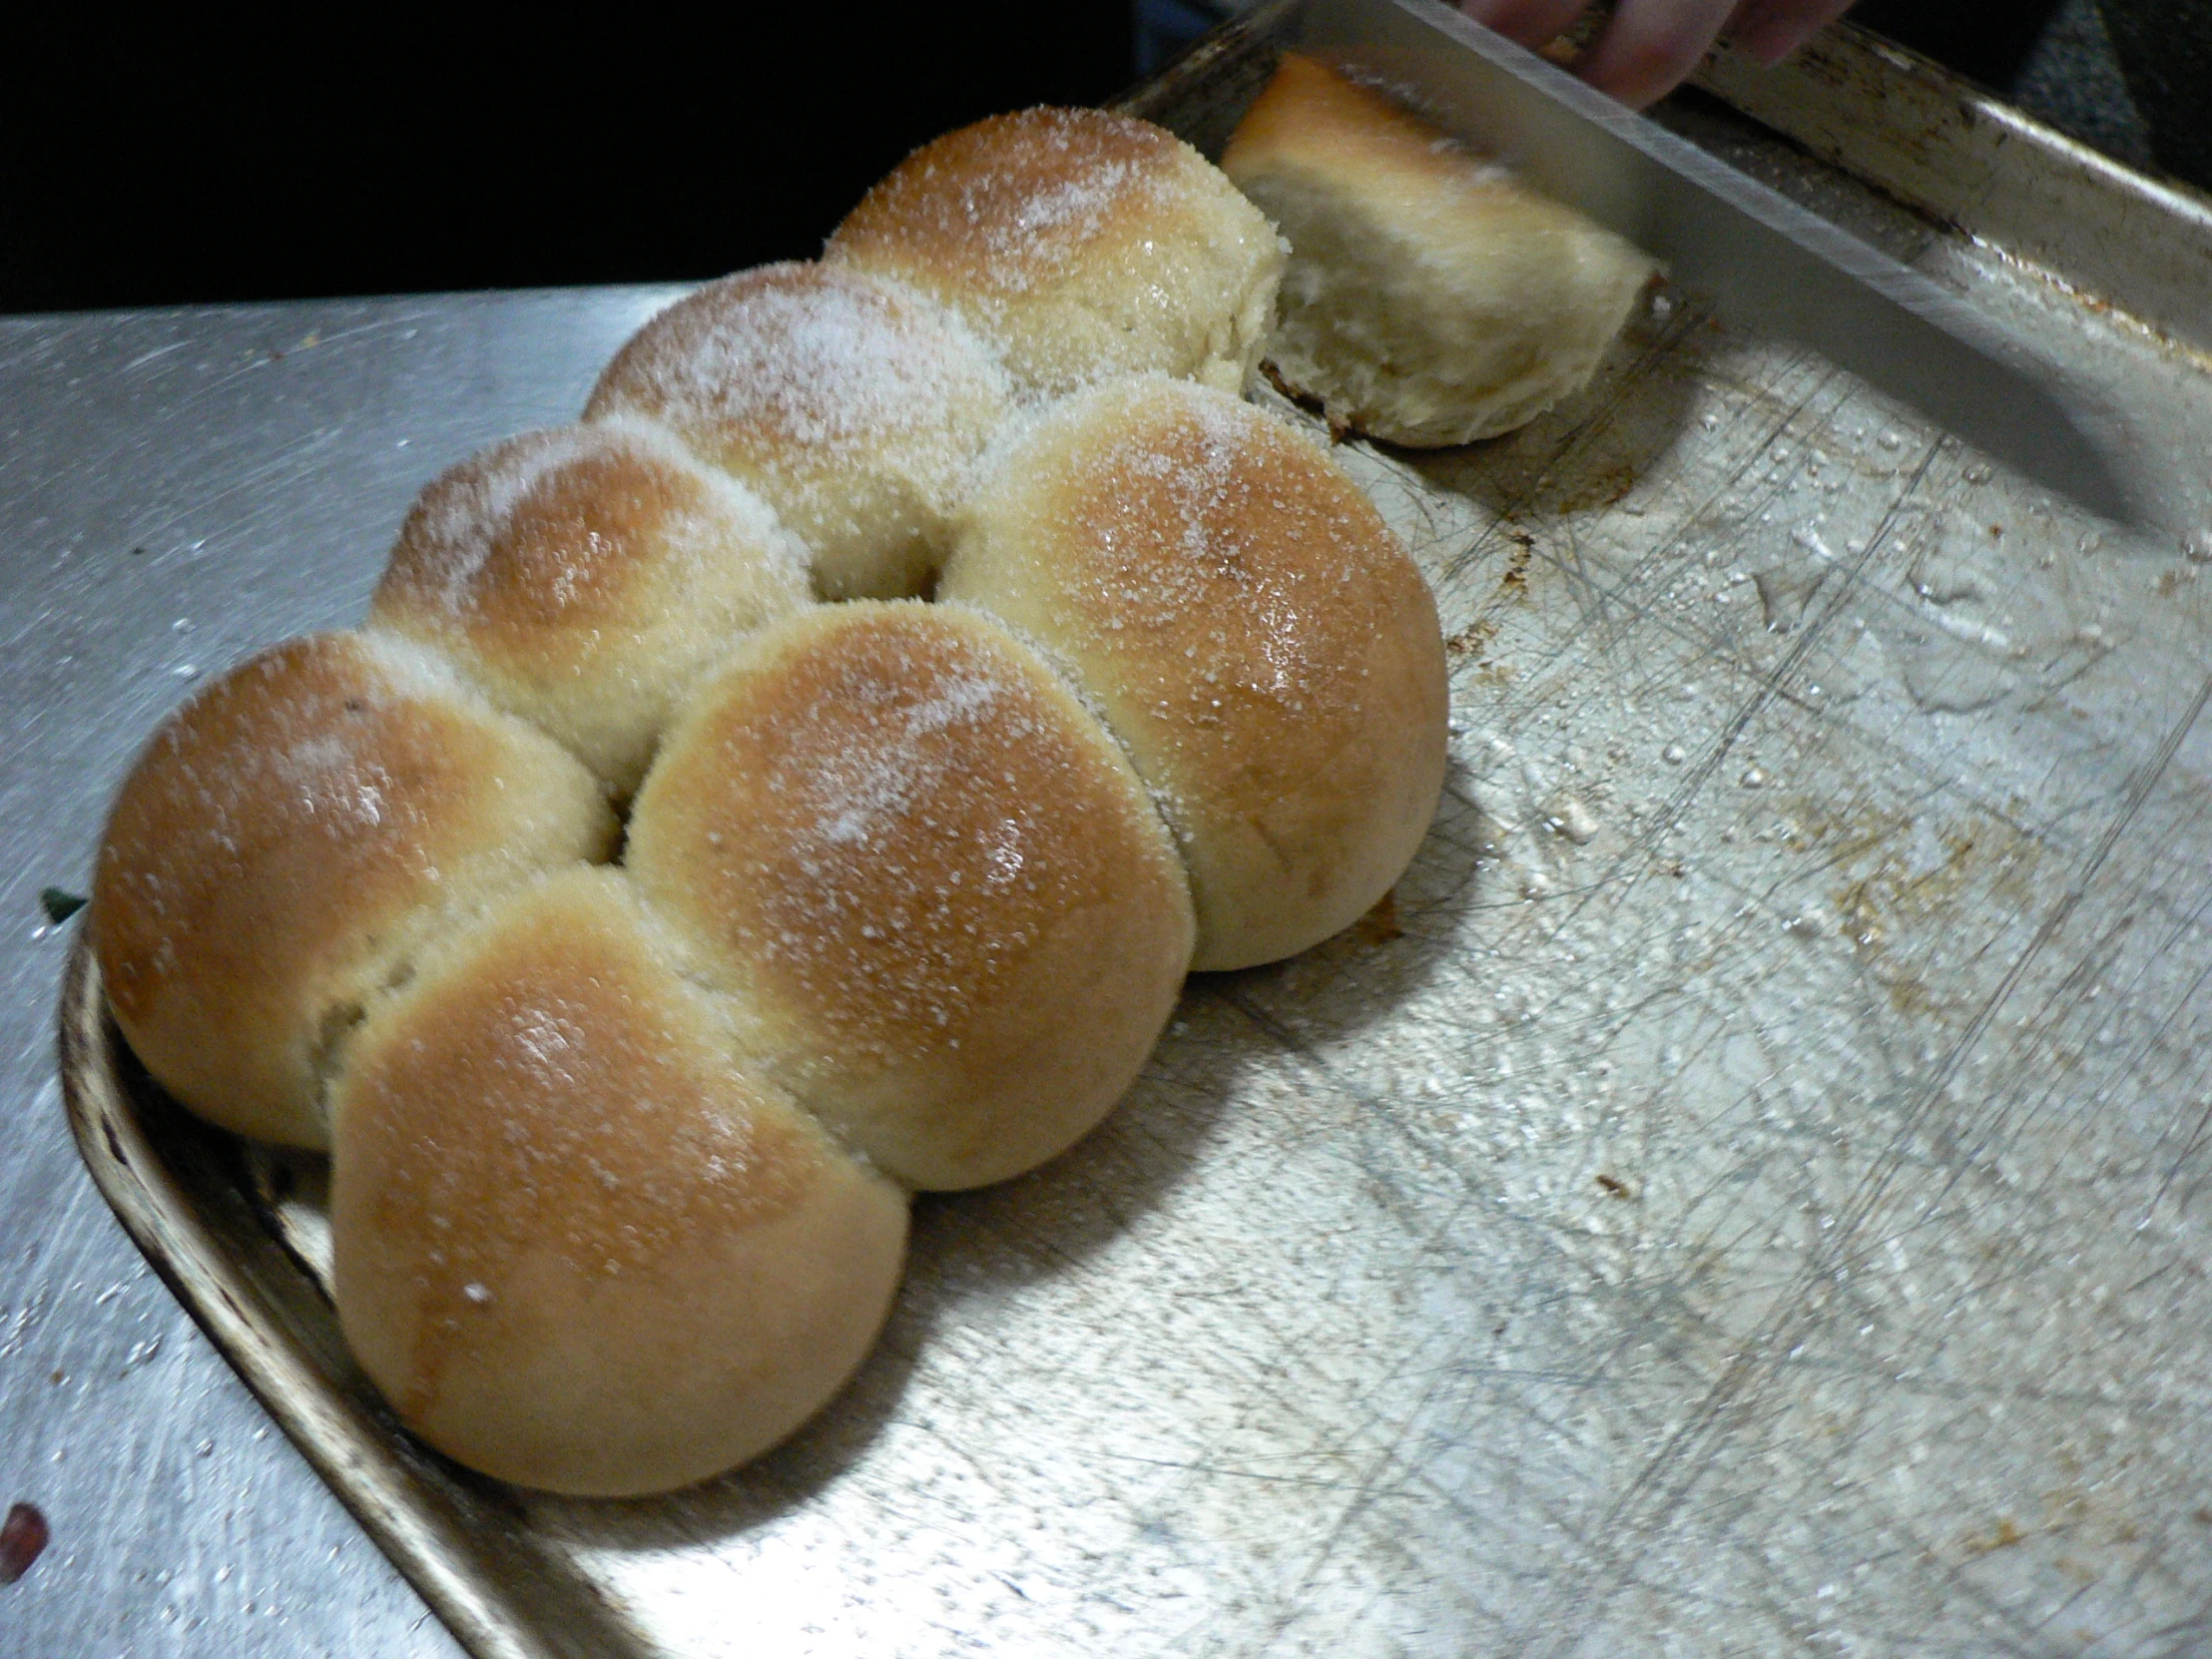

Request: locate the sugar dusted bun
(828, 109), (1284, 398)
(329, 867), (907, 1496)
(626, 601), (1195, 1191)
(1222, 53), (1658, 445)
(91, 632), (617, 1148)
(586, 263), (1011, 602)
(942, 377), (1447, 970)
(89, 90), (1472, 1498)
(367, 420), (810, 798)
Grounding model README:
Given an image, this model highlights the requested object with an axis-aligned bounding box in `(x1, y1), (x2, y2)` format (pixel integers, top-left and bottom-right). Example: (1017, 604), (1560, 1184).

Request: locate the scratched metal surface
(16, 27), (2212, 1659)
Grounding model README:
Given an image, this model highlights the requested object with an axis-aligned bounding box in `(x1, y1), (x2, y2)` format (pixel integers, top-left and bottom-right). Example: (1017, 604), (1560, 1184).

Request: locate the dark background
(1854, 0), (2211, 187)
(0, 9), (1135, 313)
(2, 3), (2204, 315)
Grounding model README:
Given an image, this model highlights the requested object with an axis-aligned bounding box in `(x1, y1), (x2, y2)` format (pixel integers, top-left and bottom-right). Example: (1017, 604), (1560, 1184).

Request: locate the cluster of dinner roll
(91, 56), (1647, 1497)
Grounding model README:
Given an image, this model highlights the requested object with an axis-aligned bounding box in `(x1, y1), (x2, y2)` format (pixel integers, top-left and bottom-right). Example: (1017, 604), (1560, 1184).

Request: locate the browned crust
(828, 109), (1194, 300)
(584, 262), (1003, 481)
(91, 633), (614, 1146)
(330, 868), (906, 1495)
(943, 381), (1447, 969)
(373, 424), (729, 645)
(365, 421), (809, 791)
(1220, 51), (1487, 190)
(627, 602), (1194, 1189)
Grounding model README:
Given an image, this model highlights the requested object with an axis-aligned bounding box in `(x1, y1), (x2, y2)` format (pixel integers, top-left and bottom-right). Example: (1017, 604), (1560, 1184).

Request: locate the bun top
(374, 421), (792, 642)
(626, 600), (1195, 1190)
(92, 631), (615, 1146)
(589, 264), (1003, 456)
(335, 871), (828, 1365)
(942, 376), (1447, 970)
(832, 109), (1194, 300)
(585, 263), (1011, 601)
(829, 109), (1284, 397)
(329, 865), (907, 1496)
(369, 419), (808, 795)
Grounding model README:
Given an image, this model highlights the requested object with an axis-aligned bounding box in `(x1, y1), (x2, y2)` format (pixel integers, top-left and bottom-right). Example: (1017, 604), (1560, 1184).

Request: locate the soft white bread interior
(827, 108), (1285, 398)
(366, 419), (810, 799)
(585, 263), (1011, 602)
(1221, 53), (1658, 446)
(625, 600), (1196, 1190)
(942, 376), (1447, 970)
(329, 866), (908, 1497)
(91, 632), (618, 1148)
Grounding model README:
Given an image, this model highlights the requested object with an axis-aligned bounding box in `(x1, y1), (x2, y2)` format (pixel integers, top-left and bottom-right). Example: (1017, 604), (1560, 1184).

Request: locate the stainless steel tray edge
(1695, 23), (2212, 360)
(57, 933), (616, 1659)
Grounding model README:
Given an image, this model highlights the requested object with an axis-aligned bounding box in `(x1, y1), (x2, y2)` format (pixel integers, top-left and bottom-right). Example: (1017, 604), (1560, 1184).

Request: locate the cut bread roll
(329, 866), (908, 1496)
(367, 419), (810, 799)
(626, 601), (1196, 1190)
(91, 632), (617, 1148)
(586, 263), (1011, 603)
(828, 108), (1284, 399)
(942, 376), (1447, 970)
(1222, 53), (1658, 445)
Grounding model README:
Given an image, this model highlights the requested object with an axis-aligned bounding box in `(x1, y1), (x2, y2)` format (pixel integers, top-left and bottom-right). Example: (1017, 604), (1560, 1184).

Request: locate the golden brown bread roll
(329, 866), (907, 1496)
(88, 94), (1468, 1497)
(625, 600), (1196, 1190)
(91, 632), (617, 1148)
(827, 109), (1285, 398)
(1221, 53), (1658, 445)
(366, 419), (810, 799)
(585, 263), (1012, 602)
(941, 376), (1448, 970)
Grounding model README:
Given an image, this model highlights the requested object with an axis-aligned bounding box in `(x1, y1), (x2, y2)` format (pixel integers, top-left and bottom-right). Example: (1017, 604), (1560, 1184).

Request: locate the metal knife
(1289, 0), (2143, 525)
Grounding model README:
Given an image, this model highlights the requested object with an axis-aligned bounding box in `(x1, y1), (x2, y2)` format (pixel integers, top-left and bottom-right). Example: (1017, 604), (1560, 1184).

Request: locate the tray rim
(57, 931), (558, 1659)
(1694, 22), (2212, 359)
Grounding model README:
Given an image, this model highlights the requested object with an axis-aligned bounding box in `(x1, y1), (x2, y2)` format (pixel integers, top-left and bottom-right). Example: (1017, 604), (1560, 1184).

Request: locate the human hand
(1459, 0), (1858, 108)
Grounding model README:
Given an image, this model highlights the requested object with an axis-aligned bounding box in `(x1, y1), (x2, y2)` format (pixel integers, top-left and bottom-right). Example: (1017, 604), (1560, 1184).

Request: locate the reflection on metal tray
(64, 5), (2212, 1655)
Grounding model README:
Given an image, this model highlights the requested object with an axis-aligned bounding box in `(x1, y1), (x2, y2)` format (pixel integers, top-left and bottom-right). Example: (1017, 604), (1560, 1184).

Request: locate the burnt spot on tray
(0, 1502), (50, 1585)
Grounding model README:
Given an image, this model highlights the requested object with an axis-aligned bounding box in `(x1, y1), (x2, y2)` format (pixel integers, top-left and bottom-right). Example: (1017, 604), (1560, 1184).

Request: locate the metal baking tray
(63, 4), (2212, 1655)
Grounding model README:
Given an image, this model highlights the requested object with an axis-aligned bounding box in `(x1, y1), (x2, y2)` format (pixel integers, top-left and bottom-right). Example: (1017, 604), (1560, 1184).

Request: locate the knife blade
(1291, 0), (2143, 525)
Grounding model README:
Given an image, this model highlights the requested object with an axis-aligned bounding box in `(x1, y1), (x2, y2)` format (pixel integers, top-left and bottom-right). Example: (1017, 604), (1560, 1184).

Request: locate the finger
(1458, 0), (1595, 52)
(1730, 0), (1857, 65)
(1576, 0), (1741, 108)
